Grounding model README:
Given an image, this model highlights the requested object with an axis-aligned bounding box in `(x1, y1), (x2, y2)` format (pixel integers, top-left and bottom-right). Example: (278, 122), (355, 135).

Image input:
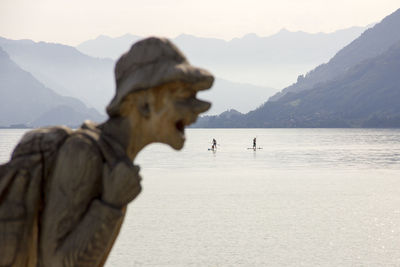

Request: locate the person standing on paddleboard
(253, 137), (257, 150)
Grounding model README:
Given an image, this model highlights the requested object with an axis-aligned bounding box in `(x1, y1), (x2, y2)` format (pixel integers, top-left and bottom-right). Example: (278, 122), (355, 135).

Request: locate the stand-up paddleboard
(247, 147), (263, 150)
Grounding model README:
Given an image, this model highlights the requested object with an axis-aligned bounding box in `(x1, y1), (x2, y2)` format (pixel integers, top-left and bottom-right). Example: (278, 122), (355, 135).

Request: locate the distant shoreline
(2, 125), (400, 130)
(3, 127), (400, 130)
(0, 125), (31, 129)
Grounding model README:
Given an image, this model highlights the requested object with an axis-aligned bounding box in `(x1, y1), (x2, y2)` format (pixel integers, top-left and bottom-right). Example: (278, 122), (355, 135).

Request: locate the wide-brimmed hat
(106, 37), (214, 116)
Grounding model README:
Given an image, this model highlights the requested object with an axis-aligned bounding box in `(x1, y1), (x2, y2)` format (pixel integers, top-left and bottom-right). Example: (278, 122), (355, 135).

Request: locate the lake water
(1, 128), (400, 266)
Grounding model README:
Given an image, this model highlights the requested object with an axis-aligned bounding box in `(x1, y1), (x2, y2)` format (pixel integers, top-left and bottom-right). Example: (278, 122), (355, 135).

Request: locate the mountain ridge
(76, 26), (368, 89)
(195, 39), (400, 128)
(270, 8), (400, 101)
(0, 36), (114, 113)
(0, 36), (276, 117)
(0, 47), (105, 127)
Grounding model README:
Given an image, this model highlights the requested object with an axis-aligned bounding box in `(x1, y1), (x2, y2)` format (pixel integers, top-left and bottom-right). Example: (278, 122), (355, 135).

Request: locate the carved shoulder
(49, 134), (104, 202)
(59, 133), (102, 160)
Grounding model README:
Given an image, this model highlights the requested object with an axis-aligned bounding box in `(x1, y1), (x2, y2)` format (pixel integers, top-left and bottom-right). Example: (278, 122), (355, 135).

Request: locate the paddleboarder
(212, 138), (217, 150)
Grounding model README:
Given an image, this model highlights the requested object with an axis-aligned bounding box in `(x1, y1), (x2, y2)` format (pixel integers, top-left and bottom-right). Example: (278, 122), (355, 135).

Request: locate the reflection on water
(1, 128), (400, 266)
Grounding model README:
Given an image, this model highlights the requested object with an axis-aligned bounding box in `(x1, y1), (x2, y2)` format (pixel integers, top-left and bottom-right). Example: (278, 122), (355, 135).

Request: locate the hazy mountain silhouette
(195, 40), (400, 128)
(0, 47), (105, 127)
(270, 8), (400, 101)
(1, 36), (276, 117)
(76, 27), (367, 88)
(199, 78), (275, 115)
(0, 37), (114, 113)
(194, 109), (243, 128)
(78, 34), (142, 59)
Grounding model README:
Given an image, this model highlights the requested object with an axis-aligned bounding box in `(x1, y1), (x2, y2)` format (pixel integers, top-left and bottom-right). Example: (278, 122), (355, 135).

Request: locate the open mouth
(175, 115), (198, 138)
(175, 120), (185, 135)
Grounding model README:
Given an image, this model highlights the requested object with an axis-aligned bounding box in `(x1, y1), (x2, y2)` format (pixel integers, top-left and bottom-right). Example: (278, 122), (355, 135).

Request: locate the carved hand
(101, 162), (142, 208)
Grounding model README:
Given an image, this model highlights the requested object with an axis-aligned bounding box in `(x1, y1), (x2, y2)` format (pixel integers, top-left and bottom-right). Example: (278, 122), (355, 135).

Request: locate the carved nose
(176, 98), (211, 114)
(192, 98), (211, 114)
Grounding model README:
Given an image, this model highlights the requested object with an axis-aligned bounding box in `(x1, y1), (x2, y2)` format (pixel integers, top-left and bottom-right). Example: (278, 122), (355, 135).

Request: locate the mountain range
(194, 8), (400, 128)
(0, 47), (105, 127)
(0, 37), (115, 113)
(199, 79), (276, 114)
(77, 26), (367, 89)
(0, 36), (275, 116)
(2, 8), (398, 128)
(270, 8), (400, 101)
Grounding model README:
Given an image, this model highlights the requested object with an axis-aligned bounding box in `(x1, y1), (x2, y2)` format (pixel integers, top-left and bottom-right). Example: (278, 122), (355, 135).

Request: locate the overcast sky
(0, 0), (399, 45)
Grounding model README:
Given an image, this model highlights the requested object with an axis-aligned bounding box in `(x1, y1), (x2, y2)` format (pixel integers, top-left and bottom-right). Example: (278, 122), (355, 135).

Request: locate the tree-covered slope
(270, 8), (400, 101)
(195, 41), (400, 128)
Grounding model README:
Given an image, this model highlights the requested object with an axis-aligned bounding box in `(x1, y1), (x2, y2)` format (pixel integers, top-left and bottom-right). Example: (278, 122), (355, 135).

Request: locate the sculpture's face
(147, 82), (211, 150)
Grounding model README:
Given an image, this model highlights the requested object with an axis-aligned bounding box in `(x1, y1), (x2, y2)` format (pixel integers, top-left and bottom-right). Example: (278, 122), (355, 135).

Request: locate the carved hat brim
(106, 37), (214, 116)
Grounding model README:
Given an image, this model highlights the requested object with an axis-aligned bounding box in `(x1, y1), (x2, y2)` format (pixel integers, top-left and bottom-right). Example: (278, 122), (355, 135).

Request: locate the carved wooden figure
(0, 37), (213, 267)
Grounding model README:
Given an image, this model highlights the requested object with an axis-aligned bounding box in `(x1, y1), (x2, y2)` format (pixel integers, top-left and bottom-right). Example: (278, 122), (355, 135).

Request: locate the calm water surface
(1, 128), (400, 266)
